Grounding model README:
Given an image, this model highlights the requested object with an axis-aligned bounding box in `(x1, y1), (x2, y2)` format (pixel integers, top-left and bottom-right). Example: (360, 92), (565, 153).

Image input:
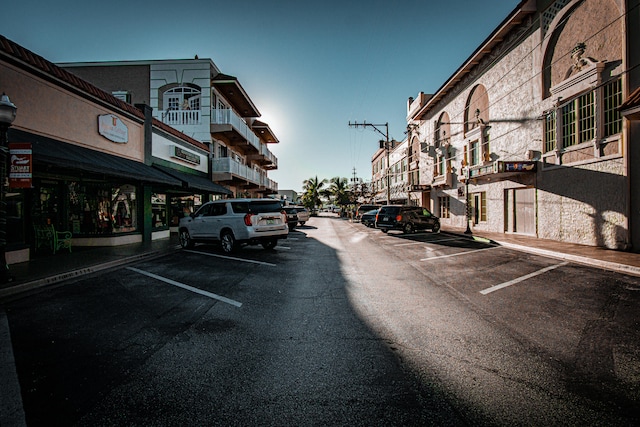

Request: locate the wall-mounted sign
(98, 114), (128, 143)
(172, 146), (201, 165)
(497, 161), (537, 173)
(9, 143), (32, 188)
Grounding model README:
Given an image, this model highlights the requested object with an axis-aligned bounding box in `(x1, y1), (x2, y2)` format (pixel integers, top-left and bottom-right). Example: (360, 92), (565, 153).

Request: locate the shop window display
(68, 182), (138, 235)
(170, 195), (202, 226)
(152, 193), (168, 229)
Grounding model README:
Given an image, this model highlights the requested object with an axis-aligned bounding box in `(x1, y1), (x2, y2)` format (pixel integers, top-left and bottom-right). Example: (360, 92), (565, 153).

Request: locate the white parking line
(480, 262), (569, 295)
(420, 246), (501, 261)
(0, 310), (27, 426)
(183, 250), (276, 266)
(126, 267), (243, 308)
(393, 241), (425, 247)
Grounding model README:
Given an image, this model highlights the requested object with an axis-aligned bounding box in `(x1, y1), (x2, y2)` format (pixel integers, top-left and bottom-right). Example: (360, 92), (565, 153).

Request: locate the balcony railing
(260, 144), (278, 167)
(212, 157), (260, 184)
(211, 108), (261, 151)
(161, 109), (201, 125)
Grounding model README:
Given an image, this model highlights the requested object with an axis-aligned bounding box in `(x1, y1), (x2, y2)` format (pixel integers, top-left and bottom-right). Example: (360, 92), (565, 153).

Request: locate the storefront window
(170, 195), (202, 226)
(152, 193), (168, 229)
(68, 182), (138, 235)
(6, 190), (25, 245)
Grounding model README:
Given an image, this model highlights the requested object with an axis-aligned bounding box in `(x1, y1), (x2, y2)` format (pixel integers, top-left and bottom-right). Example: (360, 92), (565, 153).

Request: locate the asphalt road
(2, 215), (639, 426)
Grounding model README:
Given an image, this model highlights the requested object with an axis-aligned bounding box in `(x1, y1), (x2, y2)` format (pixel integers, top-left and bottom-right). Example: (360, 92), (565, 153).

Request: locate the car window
(230, 202), (249, 214)
(249, 201), (284, 213)
(210, 204), (227, 216)
(195, 204), (211, 217)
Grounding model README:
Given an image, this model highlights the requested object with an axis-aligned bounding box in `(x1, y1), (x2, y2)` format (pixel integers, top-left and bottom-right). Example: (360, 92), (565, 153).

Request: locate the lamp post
(0, 93), (17, 283)
(464, 168), (472, 234)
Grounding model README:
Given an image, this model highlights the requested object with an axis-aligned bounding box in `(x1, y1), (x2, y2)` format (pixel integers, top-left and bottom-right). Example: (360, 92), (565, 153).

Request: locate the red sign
(9, 143), (32, 188)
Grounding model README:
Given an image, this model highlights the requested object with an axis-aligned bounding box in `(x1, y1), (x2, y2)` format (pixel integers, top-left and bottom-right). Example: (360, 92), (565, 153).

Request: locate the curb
(0, 246), (179, 300)
(443, 231), (640, 278)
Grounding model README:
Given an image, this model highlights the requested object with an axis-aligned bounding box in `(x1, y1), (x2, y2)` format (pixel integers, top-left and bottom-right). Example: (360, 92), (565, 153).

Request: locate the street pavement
(2, 220), (640, 300)
(1, 216), (640, 425)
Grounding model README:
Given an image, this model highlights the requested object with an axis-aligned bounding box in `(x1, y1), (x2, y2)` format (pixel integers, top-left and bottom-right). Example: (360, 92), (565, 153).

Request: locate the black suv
(375, 205), (440, 234)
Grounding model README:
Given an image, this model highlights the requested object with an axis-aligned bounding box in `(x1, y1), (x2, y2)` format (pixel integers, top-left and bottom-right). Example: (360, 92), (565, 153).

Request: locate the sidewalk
(442, 227), (640, 277)
(0, 236), (180, 299)
(2, 225), (640, 300)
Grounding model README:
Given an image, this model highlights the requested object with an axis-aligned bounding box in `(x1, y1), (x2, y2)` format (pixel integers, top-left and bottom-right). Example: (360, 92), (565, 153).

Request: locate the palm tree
(326, 176), (351, 213)
(301, 176), (327, 211)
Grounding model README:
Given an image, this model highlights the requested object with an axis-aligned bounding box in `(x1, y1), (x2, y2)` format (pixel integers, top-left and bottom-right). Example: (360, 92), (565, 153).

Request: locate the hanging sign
(98, 114), (128, 143)
(9, 143), (33, 188)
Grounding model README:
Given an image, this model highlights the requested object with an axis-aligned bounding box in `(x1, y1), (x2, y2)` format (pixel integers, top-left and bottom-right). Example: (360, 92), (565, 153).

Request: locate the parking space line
(393, 241), (425, 247)
(420, 246), (501, 261)
(480, 262), (569, 295)
(126, 267), (243, 308)
(183, 250), (276, 266)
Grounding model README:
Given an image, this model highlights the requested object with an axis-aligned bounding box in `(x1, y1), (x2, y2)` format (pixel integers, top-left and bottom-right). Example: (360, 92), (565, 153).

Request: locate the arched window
(160, 85), (202, 125)
(464, 85), (489, 135)
(163, 86), (201, 111)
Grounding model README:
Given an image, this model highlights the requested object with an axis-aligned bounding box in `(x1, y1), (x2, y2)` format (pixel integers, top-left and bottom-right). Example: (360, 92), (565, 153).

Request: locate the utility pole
(348, 121), (390, 205)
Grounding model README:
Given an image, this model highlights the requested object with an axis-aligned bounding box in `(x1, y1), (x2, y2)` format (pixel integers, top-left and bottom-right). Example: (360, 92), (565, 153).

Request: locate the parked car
(355, 204), (381, 222)
(178, 198), (288, 253)
(291, 206), (310, 225)
(375, 205), (440, 234)
(360, 209), (379, 227)
(282, 206), (299, 230)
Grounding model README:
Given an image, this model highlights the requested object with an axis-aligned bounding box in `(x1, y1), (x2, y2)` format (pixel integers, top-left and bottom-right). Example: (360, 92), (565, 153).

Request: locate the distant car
(282, 206), (299, 230)
(291, 206), (310, 225)
(178, 198), (288, 252)
(360, 209), (379, 227)
(355, 204), (381, 222)
(375, 205), (440, 234)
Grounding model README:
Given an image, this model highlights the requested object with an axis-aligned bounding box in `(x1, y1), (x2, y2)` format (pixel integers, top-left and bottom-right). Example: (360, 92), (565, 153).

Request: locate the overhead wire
(415, 1), (638, 170)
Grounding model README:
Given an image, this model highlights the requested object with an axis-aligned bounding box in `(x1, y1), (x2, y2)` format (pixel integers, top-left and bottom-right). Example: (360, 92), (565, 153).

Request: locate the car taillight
(396, 215), (402, 221)
(375, 213), (379, 221)
(244, 213), (254, 226)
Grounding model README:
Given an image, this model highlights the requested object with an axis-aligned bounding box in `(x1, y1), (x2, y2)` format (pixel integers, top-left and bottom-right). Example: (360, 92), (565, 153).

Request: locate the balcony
(161, 109), (201, 126)
(211, 108), (261, 153)
(211, 157), (260, 187)
(249, 143), (278, 170)
(432, 170), (453, 187)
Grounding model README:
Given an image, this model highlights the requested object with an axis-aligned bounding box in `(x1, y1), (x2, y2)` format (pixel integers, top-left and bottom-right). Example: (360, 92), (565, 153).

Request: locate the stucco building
(401, 0), (639, 250)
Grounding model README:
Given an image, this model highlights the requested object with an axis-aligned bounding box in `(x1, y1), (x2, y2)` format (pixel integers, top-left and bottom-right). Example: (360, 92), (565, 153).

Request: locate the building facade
(401, 0), (637, 250)
(0, 36), (234, 263)
(59, 59), (279, 199)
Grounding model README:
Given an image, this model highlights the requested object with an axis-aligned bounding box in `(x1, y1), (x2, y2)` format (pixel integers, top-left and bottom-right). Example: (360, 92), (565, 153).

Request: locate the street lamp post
(464, 170), (472, 234)
(0, 93), (17, 283)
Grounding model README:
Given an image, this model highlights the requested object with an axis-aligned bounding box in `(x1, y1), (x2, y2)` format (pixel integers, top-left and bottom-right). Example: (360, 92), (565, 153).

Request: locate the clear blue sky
(3, 0), (517, 192)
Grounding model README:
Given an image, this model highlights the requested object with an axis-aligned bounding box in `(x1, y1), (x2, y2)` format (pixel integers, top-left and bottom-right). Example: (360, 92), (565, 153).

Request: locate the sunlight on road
(349, 232), (368, 244)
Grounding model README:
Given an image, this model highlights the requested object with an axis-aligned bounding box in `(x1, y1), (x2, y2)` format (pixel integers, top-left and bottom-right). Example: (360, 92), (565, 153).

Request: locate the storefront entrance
(505, 187), (536, 235)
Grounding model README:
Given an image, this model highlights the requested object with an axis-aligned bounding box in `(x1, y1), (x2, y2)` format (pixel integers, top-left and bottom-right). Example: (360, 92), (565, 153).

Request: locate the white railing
(162, 109), (201, 125)
(211, 109), (261, 151)
(260, 144), (278, 167)
(211, 157), (260, 185)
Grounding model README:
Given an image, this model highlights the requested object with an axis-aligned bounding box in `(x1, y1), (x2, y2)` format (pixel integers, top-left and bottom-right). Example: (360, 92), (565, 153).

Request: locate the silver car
(291, 206), (310, 225)
(178, 198), (288, 253)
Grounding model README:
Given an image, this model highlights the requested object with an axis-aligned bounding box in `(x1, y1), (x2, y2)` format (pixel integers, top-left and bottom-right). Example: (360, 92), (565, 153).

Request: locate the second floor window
(544, 77), (622, 153)
(164, 87), (201, 111)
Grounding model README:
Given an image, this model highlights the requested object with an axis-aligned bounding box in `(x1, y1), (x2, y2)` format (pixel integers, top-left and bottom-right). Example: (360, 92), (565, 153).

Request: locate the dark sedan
(360, 209), (379, 227)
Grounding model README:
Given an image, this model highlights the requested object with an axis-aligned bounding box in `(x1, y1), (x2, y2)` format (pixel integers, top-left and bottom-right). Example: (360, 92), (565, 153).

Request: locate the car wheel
(179, 229), (194, 249)
(403, 222), (415, 234)
(381, 228), (388, 233)
(299, 221), (306, 226)
(220, 230), (236, 253)
(262, 238), (277, 250)
(432, 222), (441, 233)
(288, 224), (296, 231)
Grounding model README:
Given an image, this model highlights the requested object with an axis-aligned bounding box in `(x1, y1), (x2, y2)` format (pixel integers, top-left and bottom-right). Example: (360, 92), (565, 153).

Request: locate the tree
(326, 176), (351, 208)
(301, 176), (327, 211)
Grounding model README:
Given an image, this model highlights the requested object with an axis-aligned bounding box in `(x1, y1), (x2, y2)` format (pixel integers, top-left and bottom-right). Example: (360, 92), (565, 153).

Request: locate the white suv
(178, 198), (288, 253)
